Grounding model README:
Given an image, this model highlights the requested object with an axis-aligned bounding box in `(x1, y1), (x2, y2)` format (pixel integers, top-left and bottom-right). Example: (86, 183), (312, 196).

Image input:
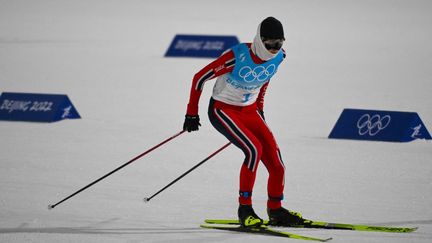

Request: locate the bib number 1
(242, 93), (251, 103)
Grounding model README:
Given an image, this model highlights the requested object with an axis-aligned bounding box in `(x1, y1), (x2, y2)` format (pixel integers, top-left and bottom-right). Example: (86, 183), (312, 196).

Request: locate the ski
(204, 219), (418, 233)
(201, 224), (332, 242)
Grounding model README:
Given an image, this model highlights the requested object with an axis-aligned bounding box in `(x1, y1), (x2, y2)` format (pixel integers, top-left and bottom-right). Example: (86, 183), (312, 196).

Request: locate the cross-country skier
(183, 17), (304, 227)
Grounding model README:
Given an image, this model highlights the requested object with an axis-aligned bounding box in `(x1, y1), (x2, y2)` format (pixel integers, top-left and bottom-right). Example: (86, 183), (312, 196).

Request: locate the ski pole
(48, 130), (185, 210)
(143, 142), (231, 203)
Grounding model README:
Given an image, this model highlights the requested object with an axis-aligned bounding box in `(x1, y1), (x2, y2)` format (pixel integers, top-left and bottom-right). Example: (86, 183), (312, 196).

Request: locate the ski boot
(267, 207), (305, 226)
(238, 204), (263, 227)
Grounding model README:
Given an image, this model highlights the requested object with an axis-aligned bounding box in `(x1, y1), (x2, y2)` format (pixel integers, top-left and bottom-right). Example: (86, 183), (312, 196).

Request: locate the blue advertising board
(165, 34), (240, 58)
(329, 108), (431, 142)
(0, 92), (81, 122)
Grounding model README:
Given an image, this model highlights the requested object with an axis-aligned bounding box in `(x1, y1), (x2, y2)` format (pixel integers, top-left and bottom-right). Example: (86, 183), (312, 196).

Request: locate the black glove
(258, 109), (265, 120)
(183, 114), (201, 132)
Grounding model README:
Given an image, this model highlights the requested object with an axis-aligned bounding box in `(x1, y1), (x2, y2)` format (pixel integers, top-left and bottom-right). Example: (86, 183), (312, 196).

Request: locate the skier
(183, 17), (304, 227)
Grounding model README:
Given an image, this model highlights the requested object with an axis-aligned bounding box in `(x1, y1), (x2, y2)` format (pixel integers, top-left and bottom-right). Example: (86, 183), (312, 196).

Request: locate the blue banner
(0, 92), (81, 122)
(165, 34), (240, 58)
(329, 108), (431, 142)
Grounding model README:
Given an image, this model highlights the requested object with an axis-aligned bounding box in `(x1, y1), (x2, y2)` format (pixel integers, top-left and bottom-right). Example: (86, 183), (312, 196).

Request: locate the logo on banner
(356, 114), (391, 136)
(411, 124), (422, 138)
(62, 105), (72, 118)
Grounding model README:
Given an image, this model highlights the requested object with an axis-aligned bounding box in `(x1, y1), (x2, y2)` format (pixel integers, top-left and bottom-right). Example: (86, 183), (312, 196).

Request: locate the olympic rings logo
(357, 114), (391, 136)
(238, 64), (276, 83)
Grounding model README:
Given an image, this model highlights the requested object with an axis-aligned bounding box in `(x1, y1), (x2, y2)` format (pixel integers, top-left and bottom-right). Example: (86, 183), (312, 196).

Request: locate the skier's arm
(186, 51), (235, 116)
(183, 50), (235, 132)
(256, 81), (269, 111)
(256, 82), (269, 120)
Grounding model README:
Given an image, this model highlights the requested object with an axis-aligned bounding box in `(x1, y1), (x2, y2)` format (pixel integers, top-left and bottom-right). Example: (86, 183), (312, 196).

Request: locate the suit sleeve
(256, 81), (269, 111)
(186, 50), (235, 115)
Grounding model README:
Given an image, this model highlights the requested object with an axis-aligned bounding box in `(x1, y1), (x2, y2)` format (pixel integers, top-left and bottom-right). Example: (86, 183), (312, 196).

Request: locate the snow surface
(1, 0), (431, 242)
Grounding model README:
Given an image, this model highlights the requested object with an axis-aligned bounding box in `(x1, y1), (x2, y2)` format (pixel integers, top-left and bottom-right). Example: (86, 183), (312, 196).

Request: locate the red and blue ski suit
(186, 43), (286, 209)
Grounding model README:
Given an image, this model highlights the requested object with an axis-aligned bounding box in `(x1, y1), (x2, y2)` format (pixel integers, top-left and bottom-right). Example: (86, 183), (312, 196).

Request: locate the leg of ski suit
(208, 98), (285, 209)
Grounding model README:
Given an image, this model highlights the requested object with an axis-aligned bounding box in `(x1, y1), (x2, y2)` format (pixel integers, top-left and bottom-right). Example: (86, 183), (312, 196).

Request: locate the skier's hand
(183, 114), (201, 132)
(258, 109), (265, 120)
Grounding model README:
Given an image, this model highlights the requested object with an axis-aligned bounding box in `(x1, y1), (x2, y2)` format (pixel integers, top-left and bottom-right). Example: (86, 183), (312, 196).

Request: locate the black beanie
(260, 17), (285, 40)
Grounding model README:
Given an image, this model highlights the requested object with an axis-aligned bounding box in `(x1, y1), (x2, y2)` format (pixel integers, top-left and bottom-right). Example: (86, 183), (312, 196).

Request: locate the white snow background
(1, 0), (431, 242)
